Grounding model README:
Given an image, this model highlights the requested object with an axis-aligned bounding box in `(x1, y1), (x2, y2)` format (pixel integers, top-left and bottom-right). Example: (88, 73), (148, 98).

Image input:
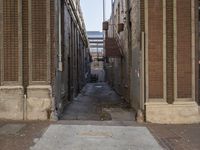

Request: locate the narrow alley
(0, 0), (200, 150)
(61, 83), (135, 121)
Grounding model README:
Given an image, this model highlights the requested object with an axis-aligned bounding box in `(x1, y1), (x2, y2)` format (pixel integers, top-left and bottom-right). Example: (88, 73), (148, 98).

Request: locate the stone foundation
(0, 86), (24, 120)
(0, 85), (52, 120)
(146, 101), (200, 124)
(26, 85), (52, 120)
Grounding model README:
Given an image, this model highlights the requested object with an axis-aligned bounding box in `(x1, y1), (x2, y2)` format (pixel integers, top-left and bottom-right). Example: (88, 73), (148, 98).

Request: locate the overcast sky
(80, 0), (112, 31)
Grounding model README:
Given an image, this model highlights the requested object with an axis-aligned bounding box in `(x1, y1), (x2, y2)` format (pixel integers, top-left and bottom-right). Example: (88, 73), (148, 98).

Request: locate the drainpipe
(58, 0), (63, 71)
(23, 94), (27, 120)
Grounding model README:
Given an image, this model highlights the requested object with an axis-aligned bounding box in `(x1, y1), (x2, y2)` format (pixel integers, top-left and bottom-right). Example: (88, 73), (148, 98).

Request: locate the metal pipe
(103, 0), (105, 21)
(58, 0), (63, 71)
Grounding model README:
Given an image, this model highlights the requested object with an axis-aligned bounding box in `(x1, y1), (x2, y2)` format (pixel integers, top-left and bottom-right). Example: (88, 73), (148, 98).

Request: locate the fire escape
(103, 21), (124, 58)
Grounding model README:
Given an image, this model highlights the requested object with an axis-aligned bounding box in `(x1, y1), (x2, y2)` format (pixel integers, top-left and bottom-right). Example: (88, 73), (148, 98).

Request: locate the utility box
(103, 21), (109, 30)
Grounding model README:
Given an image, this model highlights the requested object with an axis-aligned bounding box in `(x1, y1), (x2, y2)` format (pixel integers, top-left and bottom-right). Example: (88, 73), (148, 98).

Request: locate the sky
(80, 0), (112, 31)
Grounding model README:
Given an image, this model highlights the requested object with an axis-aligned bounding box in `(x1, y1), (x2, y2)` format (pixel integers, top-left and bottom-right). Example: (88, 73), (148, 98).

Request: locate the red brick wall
(3, 0), (19, 82)
(140, 0), (145, 32)
(31, 0), (47, 81)
(22, 0), (29, 90)
(148, 0), (163, 98)
(166, 0), (174, 103)
(177, 0), (192, 98)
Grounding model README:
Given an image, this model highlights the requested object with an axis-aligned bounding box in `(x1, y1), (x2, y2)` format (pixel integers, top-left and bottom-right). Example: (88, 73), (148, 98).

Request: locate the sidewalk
(0, 120), (199, 150)
(147, 123), (200, 150)
(0, 121), (50, 150)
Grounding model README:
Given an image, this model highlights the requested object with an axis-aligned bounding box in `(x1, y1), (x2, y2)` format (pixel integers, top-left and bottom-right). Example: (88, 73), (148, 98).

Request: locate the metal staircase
(104, 25), (124, 58)
(105, 37), (121, 57)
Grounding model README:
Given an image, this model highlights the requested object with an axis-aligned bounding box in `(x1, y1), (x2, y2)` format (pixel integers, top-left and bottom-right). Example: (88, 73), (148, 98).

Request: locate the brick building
(0, 0), (90, 120)
(104, 0), (200, 123)
(0, 0), (200, 124)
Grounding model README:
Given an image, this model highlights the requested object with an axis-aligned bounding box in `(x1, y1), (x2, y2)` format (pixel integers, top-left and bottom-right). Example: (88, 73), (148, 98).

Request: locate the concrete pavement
(61, 83), (135, 121)
(0, 120), (200, 150)
(30, 125), (163, 150)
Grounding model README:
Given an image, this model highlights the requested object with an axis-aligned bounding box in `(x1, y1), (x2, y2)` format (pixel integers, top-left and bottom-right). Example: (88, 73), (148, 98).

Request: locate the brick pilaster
(28, 0), (51, 84)
(1, 0), (22, 85)
(148, 0), (164, 99)
(166, 0), (174, 104)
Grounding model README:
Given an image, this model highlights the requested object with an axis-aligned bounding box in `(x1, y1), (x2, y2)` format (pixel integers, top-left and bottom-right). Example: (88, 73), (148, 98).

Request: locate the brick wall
(54, 0), (89, 115)
(1, 0), (52, 86)
(1, 0), (52, 85)
(3, 0), (19, 82)
(148, 0), (163, 98)
(22, 0), (28, 92)
(31, 0), (47, 82)
(146, 0), (197, 100)
(166, 0), (174, 103)
(177, 0), (192, 98)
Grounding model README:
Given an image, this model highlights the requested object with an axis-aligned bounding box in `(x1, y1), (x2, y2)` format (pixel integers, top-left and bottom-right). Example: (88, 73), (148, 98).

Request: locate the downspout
(58, 0), (63, 71)
(23, 94), (27, 120)
(138, 1), (145, 122)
